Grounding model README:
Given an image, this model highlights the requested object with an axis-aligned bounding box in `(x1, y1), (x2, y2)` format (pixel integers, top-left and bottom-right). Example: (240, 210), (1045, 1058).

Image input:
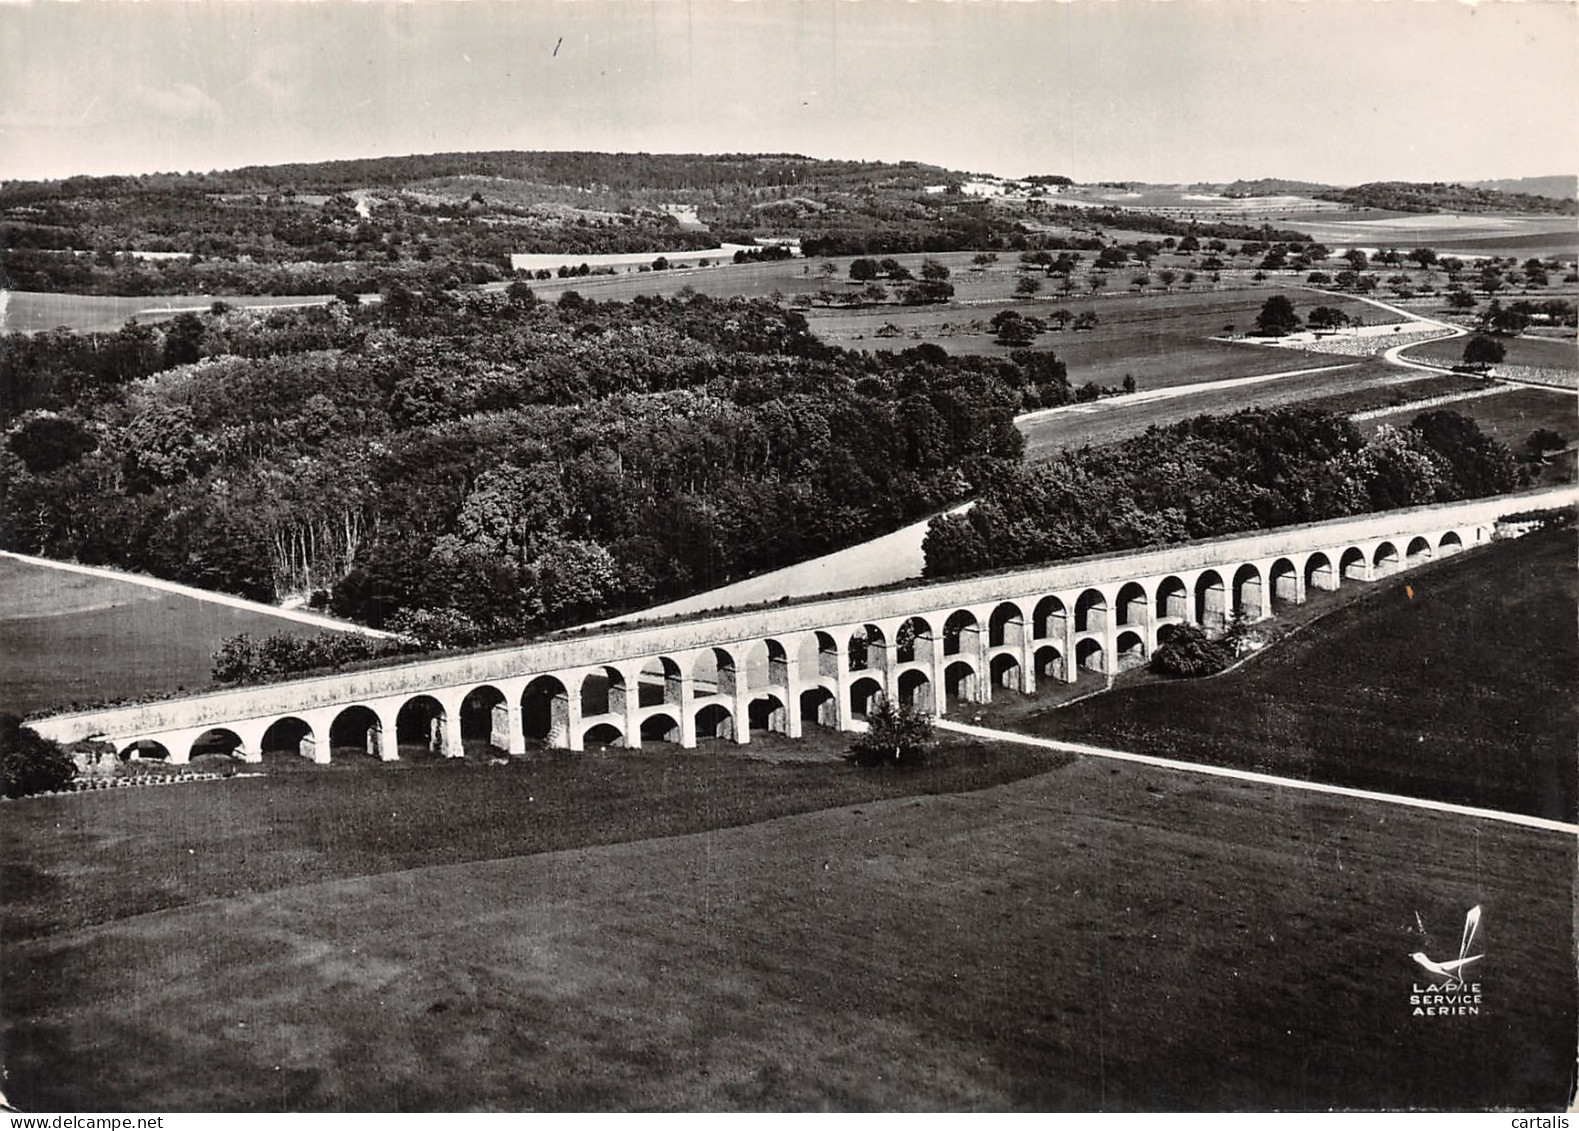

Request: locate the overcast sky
(2, 0), (1575, 186)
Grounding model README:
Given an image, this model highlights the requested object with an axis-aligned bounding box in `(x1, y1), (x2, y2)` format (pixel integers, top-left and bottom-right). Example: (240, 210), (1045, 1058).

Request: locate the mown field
(1356, 387), (1577, 477)
(3, 732), (1571, 1110)
(1016, 359), (1400, 458)
(0, 290), (330, 335)
(1400, 333), (1578, 374)
(1030, 522), (1579, 821)
(0, 558), (350, 715)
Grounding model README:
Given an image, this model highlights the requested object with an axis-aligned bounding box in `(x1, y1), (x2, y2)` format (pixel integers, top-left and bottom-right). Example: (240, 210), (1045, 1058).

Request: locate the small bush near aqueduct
(0, 714), (77, 798)
(1148, 623), (1233, 678)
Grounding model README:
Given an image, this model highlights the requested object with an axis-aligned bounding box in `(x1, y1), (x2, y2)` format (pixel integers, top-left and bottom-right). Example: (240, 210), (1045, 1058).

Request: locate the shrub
(1, 715), (78, 798)
(1149, 624), (1233, 678)
(848, 700), (935, 767)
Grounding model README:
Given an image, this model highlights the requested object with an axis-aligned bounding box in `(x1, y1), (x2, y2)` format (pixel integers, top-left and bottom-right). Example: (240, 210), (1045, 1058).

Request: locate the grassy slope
(2, 755), (1570, 1111)
(0, 558), (337, 714)
(1029, 524), (1579, 821)
(1402, 334), (1577, 373)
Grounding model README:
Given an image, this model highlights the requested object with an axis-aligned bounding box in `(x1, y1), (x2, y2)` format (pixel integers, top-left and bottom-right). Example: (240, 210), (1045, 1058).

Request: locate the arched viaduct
(27, 489), (1574, 765)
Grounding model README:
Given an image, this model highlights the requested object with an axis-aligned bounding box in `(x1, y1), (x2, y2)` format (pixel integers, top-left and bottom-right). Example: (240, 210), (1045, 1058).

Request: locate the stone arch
(640, 712), (681, 744)
(521, 674), (572, 746)
(942, 609), (981, 657)
(1033, 644), (1065, 682)
(1373, 541), (1401, 577)
(1115, 582), (1149, 629)
(1304, 551), (1338, 593)
(189, 728), (244, 761)
(987, 601), (1026, 649)
(1115, 630), (1147, 670)
(396, 695), (448, 757)
(580, 666), (628, 716)
(897, 668), (934, 713)
(1406, 536), (1433, 565)
(1268, 558), (1300, 608)
(1340, 546), (1368, 582)
(1439, 530), (1464, 555)
(799, 686), (837, 730)
(261, 716), (315, 761)
(583, 722), (624, 749)
(329, 705), (385, 760)
(694, 703), (735, 742)
(118, 739), (170, 762)
(847, 625), (887, 673)
(1074, 588), (1108, 634)
(1232, 562), (1264, 620)
(1032, 595), (1067, 640)
(460, 684), (509, 754)
(1195, 570), (1227, 628)
(1154, 576), (1189, 621)
(693, 646), (742, 700)
(748, 693), (789, 736)
(1076, 637), (1106, 674)
(849, 675), (885, 720)
(797, 630), (842, 683)
(894, 616), (935, 665)
(943, 660), (979, 708)
(989, 652), (1022, 690)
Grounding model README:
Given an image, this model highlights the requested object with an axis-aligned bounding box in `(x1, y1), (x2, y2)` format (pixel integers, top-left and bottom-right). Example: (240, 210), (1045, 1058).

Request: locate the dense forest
(922, 407), (1523, 577)
(2, 287), (1063, 645)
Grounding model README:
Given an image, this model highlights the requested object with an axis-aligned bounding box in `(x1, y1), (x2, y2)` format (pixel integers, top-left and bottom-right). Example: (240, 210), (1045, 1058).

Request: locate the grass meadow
(1027, 523), (1578, 821)
(1399, 333), (1578, 374)
(2, 526), (1574, 1111)
(0, 558), (341, 715)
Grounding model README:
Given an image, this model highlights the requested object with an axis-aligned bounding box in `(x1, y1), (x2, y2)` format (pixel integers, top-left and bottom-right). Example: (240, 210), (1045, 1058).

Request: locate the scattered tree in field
(1462, 335), (1506, 369)
(1253, 294), (1301, 336)
(1306, 306), (1350, 331)
(1307, 271), (1332, 284)
(1447, 290), (1477, 312)
(1408, 247), (1438, 270)
(972, 252), (999, 267)
(1016, 275), (1043, 296)
(849, 257), (879, 282)
(1049, 308), (1074, 330)
(848, 699), (935, 766)
(921, 259), (951, 282)
(1156, 269), (1178, 292)
(1072, 310), (1100, 330)
(651, 256), (670, 271)
(1344, 249), (1369, 270)
(862, 282), (890, 304)
(1122, 374), (1136, 394)
(1, 715), (77, 798)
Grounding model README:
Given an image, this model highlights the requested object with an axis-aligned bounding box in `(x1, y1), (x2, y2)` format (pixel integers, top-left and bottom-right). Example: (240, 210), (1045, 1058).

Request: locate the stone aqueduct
(28, 489), (1577, 765)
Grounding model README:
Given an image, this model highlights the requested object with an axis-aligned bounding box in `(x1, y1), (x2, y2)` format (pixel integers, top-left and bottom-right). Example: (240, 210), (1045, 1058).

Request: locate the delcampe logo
(1409, 905), (1483, 1017)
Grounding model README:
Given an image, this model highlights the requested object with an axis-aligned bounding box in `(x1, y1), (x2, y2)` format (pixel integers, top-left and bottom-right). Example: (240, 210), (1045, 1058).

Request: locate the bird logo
(1410, 905), (1483, 985)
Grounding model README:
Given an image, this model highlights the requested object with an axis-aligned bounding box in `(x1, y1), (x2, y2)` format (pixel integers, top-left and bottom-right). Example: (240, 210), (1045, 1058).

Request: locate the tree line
(922, 406), (1524, 577)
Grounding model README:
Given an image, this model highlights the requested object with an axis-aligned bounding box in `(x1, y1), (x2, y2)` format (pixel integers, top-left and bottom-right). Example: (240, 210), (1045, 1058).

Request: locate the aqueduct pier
(27, 488), (1576, 764)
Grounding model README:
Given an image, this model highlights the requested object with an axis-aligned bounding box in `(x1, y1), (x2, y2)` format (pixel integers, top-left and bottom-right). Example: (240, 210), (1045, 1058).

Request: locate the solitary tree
(849, 258), (879, 282)
(1462, 336), (1506, 369)
(1306, 306), (1349, 331)
(848, 699), (936, 766)
(1253, 294), (1301, 336)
